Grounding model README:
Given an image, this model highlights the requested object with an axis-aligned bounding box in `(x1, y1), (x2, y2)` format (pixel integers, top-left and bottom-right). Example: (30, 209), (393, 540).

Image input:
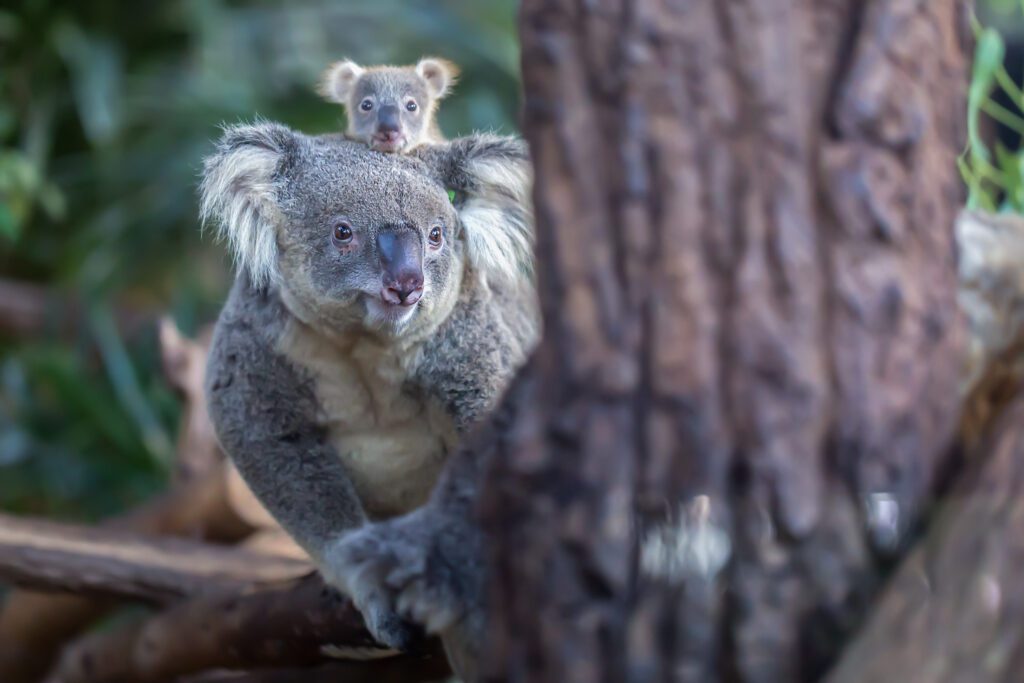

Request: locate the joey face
(276, 147), (462, 338)
(320, 59), (458, 154)
(350, 69), (435, 153)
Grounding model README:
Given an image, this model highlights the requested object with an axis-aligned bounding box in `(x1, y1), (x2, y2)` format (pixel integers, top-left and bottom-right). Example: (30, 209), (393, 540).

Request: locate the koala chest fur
(279, 321), (457, 519)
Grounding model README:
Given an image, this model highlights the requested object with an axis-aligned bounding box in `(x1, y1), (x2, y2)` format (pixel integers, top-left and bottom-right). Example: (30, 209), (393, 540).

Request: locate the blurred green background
(0, 0), (521, 520)
(1, 0), (1023, 522)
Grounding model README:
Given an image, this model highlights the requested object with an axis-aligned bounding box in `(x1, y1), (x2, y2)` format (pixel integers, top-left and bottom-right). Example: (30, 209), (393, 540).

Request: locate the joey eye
(405, 100), (418, 112)
(428, 225), (443, 246)
(332, 221), (354, 245)
(360, 99), (374, 111)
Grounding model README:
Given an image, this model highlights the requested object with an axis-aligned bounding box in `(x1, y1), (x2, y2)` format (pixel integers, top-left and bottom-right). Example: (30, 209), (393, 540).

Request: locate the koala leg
(328, 505), (485, 679)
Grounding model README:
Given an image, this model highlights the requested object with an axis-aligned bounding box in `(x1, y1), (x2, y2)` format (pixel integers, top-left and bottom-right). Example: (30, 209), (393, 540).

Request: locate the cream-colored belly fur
(280, 322), (457, 519)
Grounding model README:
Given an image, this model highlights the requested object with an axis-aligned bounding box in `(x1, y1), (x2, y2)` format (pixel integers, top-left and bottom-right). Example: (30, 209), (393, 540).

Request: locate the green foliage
(0, 0), (520, 519)
(962, 8), (1024, 212)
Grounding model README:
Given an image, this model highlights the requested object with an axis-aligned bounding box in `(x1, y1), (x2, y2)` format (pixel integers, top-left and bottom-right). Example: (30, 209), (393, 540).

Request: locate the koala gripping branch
(0, 513), (449, 683)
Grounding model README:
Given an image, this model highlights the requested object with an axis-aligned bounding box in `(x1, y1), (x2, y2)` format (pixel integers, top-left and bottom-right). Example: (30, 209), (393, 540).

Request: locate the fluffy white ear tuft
(416, 57), (459, 100)
(200, 123), (296, 289)
(423, 135), (533, 286)
(460, 160), (533, 286)
(318, 60), (365, 104)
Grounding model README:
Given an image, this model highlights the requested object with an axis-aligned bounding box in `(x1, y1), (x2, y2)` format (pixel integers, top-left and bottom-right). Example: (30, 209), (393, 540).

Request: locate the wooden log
(49, 576), (448, 683)
(825, 396), (1024, 683)
(0, 464), (255, 683)
(0, 512), (308, 603)
(177, 655), (452, 683)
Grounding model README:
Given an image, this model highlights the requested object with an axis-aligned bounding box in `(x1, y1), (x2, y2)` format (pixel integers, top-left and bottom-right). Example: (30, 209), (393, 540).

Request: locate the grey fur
(202, 123), (537, 677)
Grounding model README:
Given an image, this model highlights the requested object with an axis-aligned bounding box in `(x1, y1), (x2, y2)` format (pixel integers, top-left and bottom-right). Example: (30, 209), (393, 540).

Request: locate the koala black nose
(377, 105), (401, 134)
(377, 231), (424, 306)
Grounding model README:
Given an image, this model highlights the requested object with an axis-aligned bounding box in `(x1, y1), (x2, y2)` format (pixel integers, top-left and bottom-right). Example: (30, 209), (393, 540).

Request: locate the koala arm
(206, 280), (424, 650)
(333, 286), (537, 679)
(205, 279), (369, 559)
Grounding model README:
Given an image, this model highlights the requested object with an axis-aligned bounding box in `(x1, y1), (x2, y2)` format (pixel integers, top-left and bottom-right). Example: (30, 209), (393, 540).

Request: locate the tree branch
(0, 512), (308, 604)
(0, 462), (257, 683)
(826, 396), (1024, 683)
(50, 576), (448, 683)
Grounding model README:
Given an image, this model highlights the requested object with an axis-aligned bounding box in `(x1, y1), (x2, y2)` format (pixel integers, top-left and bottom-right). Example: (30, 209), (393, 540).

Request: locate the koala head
(319, 58), (458, 153)
(200, 123), (531, 338)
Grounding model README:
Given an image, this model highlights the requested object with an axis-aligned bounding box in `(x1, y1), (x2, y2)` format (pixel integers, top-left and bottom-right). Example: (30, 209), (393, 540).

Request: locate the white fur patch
(640, 496), (731, 585)
(200, 129), (283, 289)
(461, 155), (534, 286)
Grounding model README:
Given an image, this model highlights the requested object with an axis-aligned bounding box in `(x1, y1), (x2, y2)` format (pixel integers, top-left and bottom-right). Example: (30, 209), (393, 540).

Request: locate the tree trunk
(484, 1), (969, 681)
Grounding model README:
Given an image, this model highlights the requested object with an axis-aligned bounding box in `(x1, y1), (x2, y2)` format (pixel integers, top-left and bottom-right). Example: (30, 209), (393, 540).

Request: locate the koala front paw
(328, 508), (482, 637)
(359, 597), (426, 652)
(320, 566), (425, 652)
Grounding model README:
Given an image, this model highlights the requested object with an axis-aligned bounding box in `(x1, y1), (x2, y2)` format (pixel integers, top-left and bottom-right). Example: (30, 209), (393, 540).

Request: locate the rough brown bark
(0, 512), (308, 603)
(484, 1), (969, 681)
(825, 395), (1024, 683)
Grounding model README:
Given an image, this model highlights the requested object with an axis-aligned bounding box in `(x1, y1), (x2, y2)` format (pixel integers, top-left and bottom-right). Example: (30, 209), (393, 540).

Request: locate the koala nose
(377, 105), (401, 134)
(383, 278), (424, 306)
(377, 231), (424, 306)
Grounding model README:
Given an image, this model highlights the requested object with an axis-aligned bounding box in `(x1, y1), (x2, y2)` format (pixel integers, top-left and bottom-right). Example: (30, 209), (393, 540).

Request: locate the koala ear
(200, 122), (298, 289)
(416, 57), (459, 100)
(318, 60), (365, 104)
(418, 134), (533, 285)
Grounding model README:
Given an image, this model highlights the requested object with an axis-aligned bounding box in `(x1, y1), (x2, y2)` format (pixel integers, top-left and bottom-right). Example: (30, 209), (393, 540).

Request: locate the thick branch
(0, 463), (256, 683)
(0, 512), (308, 603)
(826, 396), (1024, 683)
(51, 576), (449, 683)
(179, 656), (452, 683)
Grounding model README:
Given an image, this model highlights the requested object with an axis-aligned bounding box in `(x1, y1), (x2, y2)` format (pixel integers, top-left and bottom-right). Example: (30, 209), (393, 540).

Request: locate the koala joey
(200, 122), (536, 680)
(318, 57), (458, 153)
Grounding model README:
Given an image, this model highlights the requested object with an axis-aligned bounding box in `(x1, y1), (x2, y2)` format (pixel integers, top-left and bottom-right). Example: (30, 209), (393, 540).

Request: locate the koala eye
(428, 225), (443, 247)
(360, 99), (374, 112)
(405, 100), (418, 112)
(332, 221), (354, 245)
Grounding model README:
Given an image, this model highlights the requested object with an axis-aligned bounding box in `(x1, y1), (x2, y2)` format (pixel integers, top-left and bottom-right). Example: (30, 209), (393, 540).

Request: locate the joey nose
(377, 105), (401, 134)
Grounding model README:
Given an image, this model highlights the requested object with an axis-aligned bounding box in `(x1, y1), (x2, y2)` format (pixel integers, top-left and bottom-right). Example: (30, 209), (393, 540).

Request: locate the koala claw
(362, 605), (426, 652)
(329, 508), (480, 638)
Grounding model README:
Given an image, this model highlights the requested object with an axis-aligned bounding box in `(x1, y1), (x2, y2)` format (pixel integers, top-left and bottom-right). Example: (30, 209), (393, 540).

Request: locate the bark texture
(825, 396), (1024, 683)
(484, 1), (969, 681)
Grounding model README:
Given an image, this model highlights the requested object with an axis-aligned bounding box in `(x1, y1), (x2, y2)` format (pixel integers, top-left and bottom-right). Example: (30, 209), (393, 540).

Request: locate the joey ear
(319, 60), (365, 104)
(200, 122), (299, 289)
(416, 57), (459, 100)
(418, 134), (534, 285)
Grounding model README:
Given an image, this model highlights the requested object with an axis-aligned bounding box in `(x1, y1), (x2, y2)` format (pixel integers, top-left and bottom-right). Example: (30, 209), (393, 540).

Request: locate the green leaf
(968, 28), (1006, 164)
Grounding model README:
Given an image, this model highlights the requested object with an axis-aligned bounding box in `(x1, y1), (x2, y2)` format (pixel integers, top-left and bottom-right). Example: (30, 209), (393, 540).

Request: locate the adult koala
(200, 122), (537, 679)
